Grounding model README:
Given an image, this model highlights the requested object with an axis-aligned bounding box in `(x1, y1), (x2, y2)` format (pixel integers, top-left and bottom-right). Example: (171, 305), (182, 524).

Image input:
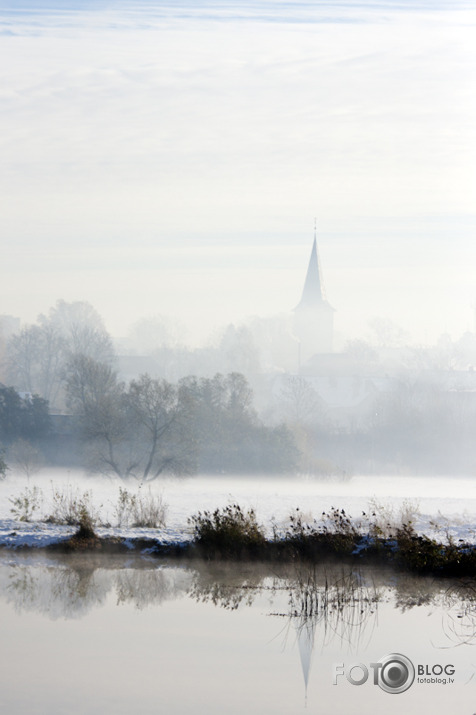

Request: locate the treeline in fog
(0, 368), (297, 479)
(2, 300), (476, 478)
(66, 363), (297, 479)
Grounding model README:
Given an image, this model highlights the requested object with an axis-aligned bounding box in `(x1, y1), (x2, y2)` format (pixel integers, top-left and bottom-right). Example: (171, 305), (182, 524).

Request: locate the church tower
(293, 230), (334, 364)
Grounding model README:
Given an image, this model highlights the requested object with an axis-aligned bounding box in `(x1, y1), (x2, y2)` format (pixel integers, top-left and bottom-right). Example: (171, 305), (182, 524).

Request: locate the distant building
(293, 233), (334, 366)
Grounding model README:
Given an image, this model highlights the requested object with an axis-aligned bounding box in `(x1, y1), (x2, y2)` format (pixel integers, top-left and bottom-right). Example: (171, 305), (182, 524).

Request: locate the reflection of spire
(296, 616), (316, 705)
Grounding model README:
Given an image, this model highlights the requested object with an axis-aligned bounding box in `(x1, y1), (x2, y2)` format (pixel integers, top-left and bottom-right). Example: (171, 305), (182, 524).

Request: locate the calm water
(0, 553), (475, 714)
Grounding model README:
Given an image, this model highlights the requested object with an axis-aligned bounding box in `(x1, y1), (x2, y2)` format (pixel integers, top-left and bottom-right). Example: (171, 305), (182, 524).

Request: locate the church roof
(294, 236), (334, 311)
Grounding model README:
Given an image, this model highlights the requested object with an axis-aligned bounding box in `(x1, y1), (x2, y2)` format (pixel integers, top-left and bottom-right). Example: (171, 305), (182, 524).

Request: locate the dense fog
(2, 298), (476, 479)
(1, 1), (475, 481)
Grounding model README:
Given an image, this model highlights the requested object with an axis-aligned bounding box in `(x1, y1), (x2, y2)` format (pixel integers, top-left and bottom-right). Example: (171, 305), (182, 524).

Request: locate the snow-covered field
(1, 469), (476, 548)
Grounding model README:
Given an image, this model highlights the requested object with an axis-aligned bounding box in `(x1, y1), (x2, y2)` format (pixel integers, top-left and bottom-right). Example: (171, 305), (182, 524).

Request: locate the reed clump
(188, 504), (266, 558)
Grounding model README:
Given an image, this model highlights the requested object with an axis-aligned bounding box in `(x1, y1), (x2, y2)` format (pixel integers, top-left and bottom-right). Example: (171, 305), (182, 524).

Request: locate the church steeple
(293, 225), (335, 360)
(295, 235), (325, 310)
(295, 222), (332, 311)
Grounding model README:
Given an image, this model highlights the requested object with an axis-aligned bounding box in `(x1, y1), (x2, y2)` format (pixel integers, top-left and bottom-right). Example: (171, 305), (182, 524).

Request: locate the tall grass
(6, 482), (168, 531)
(45, 484), (101, 526)
(114, 486), (167, 528)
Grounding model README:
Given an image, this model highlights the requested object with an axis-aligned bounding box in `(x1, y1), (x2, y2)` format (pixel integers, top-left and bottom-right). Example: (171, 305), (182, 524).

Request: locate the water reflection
(0, 554), (194, 618)
(1, 553), (476, 713)
(286, 567), (381, 644)
(441, 580), (476, 648)
(2, 553), (476, 645)
(4, 558), (111, 619)
(276, 568), (381, 700)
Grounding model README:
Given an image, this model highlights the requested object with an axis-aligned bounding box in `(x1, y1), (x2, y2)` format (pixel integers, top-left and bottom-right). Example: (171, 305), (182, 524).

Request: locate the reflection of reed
(441, 580), (476, 647)
(189, 562), (382, 653)
(275, 566), (382, 702)
(393, 571), (438, 612)
(287, 566), (381, 652)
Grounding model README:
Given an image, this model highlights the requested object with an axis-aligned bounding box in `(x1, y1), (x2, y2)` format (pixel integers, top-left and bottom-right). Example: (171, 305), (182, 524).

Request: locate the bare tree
(65, 355), (128, 478)
(127, 374), (194, 480)
(67, 362), (195, 481)
(43, 299), (114, 363)
(7, 325), (64, 404)
(279, 375), (322, 425)
(6, 300), (114, 409)
(10, 439), (45, 479)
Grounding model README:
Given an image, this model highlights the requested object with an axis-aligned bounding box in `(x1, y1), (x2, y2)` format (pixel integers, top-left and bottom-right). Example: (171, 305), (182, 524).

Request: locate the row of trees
(5, 298), (476, 478)
(0, 386), (50, 445)
(0, 301), (300, 478)
(0, 385), (51, 478)
(66, 359), (298, 480)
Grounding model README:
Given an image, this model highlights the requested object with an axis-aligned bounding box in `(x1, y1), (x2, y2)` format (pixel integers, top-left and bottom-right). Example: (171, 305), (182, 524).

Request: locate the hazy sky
(1, 0), (475, 345)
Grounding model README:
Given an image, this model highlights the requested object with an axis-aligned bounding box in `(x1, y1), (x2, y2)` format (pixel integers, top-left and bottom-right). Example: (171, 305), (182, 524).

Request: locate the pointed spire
(295, 222), (327, 310)
(297, 617), (315, 699)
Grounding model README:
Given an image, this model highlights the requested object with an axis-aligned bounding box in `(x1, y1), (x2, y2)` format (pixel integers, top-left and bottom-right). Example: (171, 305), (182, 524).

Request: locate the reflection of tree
(3, 555), (476, 666)
(6, 562), (110, 619)
(189, 576), (259, 611)
(1, 557), (192, 619)
(115, 567), (193, 610)
(6, 567), (38, 610)
(188, 561), (276, 610)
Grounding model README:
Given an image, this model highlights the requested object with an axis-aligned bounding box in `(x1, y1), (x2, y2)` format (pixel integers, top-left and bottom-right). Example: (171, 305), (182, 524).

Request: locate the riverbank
(3, 520), (476, 579)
